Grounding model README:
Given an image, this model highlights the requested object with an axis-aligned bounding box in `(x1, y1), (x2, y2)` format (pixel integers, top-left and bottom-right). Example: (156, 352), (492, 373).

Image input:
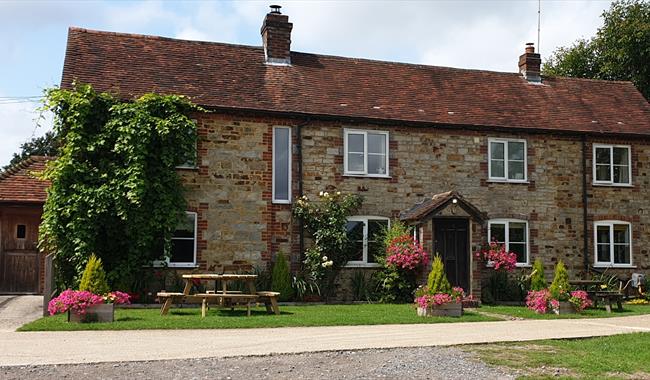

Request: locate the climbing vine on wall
(39, 83), (202, 289)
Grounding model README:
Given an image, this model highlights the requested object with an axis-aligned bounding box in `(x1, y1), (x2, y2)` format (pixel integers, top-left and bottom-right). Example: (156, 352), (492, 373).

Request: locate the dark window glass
(170, 213), (196, 264)
(16, 225), (26, 239)
(367, 219), (388, 263)
(346, 220), (365, 261)
(273, 128), (291, 201)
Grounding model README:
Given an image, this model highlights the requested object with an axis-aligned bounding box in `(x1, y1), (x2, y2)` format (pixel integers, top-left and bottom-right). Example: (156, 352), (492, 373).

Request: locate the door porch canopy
(399, 191), (487, 224)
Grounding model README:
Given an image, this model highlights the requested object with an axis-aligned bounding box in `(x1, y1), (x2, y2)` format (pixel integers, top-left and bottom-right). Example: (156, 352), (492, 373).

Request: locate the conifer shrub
(271, 251), (294, 302)
(78, 254), (110, 295)
(427, 255), (452, 295)
(530, 258), (547, 291)
(549, 260), (571, 300)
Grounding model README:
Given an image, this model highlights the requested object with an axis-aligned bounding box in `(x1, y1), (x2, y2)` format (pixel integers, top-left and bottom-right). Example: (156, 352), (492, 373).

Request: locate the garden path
(0, 295), (42, 332)
(1, 314), (649, 366)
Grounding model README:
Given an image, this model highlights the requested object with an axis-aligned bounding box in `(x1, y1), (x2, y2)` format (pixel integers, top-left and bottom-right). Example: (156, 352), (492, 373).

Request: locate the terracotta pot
(68, 303), (115, 323)
(417, 302), (463, 317)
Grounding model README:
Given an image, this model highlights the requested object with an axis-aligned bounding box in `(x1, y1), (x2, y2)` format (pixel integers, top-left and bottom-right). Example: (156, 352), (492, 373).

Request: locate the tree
(40, 83), (200, 289)
(3, 131), (59, 171)
(530, 258), (547, 291)
(78, 254), (110, 295)
(543, 0), (650, 100)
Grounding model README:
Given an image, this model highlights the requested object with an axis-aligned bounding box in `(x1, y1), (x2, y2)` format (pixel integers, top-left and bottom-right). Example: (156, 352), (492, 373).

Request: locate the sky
(0, 0), (612, 168)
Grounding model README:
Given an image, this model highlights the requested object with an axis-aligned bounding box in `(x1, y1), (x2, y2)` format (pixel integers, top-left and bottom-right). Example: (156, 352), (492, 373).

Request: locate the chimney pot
(519, 43), (541, 83)
(261, 5), (293, 65)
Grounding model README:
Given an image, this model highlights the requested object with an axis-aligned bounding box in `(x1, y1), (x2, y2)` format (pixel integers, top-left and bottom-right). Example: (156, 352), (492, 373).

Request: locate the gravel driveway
(0, 346), (513, 379)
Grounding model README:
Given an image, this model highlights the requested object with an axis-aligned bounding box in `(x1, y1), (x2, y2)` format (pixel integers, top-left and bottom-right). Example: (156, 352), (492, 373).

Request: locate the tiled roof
(400, 191), (486, 222)
(0, 156), (52, 203)
(61, 28), (650, 136)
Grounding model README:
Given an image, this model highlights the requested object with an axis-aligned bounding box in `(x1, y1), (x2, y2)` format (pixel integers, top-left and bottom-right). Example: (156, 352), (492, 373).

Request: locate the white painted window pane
(368, 133), (386, 155)
(613, 147), (628, 165)
(490, 142), (504, 159)
(346, 220), (365, 261)
(491, 160), (505, 178)
(348, 153), (365, 172)
(347, 133), (365, 153)
(368, 154), (387, 175)
(173, 213), (196, 238)
(508, 161), (525, 180)
(273, 128), (291, 201)
(508, 141), (525, 161)
(595, 147), (611, 165)
(596, 165), (611, 181)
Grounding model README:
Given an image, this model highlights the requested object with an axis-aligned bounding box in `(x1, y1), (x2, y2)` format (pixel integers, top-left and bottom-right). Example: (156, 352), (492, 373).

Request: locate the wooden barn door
(0, 209), (42, 294)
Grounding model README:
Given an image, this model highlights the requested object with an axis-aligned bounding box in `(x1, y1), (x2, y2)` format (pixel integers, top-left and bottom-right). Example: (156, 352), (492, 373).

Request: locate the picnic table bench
(594, 291), (624, 313)
(157, 274), (280, 317)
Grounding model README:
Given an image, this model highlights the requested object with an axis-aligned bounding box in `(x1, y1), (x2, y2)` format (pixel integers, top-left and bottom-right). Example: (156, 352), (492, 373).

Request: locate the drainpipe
(581, 134), (589, 275)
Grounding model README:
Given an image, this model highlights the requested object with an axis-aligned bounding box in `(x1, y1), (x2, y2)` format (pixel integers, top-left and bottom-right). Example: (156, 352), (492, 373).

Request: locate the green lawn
(467, 332), (650, 379)
(480, 304), (650, 320)
(19, 303), (497, 331)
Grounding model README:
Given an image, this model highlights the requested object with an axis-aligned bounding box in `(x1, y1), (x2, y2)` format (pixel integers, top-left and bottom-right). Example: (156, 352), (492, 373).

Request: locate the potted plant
(526, 261), (593, 314)
(414, 255), (464, 317)
(48, 289), (130, 322)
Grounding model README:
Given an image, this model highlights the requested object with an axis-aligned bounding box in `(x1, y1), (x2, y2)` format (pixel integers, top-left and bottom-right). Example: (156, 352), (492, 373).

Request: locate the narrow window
(169, 212), (197, 267)
(488, 138), (527, 182)
(272, 127), (292, 203)
(488, 219), (529, 265)
(16, 225), (26, 239)
(345, 216), (389, 266)
(344, 129), (389, 176)
(594, 221), (632, 266)
(593, 145), (631, 185)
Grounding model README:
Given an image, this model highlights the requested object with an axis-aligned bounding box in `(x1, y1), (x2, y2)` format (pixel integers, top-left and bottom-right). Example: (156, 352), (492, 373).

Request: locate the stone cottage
(60, 7), (650, 298)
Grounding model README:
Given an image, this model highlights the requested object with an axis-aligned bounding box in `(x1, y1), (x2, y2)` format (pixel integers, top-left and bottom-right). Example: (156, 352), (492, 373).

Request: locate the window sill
(591, 183), (633, 188)
(485, 263), (531, 268)
(176, 166), (199, 171)
(150, 261), (199, 268)
(272, 200), (292, 205)
(487, 179), (529, 184)
(593, 264), (636, 269)
(343, 174), (391, 179)
(344, 263), (381, 268)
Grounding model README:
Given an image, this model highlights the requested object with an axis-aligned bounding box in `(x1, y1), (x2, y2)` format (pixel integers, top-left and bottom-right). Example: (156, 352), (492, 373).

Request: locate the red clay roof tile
(0, 156), (52, 203)
(61, 28), (650, 136)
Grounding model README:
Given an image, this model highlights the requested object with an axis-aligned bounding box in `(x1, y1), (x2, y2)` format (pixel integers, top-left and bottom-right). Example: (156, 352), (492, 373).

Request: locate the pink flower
(386, 235), (430, 271)
(475, 242), (517, 272)
(48, 289), (104, 316)
(526, 289), (552, 314)
(569, 290), (593, 311)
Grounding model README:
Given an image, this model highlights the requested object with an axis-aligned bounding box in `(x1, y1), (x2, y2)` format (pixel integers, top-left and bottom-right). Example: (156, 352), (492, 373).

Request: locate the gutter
(581, 135), (590, 275)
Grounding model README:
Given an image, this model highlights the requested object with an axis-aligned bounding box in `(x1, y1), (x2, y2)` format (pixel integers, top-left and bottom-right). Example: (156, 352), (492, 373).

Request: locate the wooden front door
(0, 208), (42, 294)
(434, 218), (469, 291)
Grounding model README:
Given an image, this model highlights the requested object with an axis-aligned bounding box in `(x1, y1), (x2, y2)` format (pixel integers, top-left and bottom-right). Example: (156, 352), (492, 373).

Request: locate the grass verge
(466, 332), (650, 379)
(19, 303), (498, 331)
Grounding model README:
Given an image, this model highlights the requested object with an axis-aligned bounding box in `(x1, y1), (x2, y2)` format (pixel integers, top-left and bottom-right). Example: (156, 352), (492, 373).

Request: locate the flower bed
(48, 289), (130, 323)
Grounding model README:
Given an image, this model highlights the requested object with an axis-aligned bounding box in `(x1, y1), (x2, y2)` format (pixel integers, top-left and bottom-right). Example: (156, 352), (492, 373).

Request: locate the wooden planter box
(553, 301), (576, 315)
(68, 303), (114, 323)
(417, 302), (463, 317)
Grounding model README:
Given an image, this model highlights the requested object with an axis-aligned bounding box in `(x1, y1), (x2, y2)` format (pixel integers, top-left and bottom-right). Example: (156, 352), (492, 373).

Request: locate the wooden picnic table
(157, 273), (280, 317)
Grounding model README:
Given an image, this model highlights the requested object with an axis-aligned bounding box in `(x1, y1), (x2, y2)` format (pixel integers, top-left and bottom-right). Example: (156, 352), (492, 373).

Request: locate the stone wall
(178, 112), (650, 298)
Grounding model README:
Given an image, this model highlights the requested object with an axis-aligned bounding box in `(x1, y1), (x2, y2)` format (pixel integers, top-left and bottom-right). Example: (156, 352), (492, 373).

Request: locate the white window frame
(345, 216), (390, 267)
(592, 144), (632, 186)
(488, 138), (528, 183)
(487, 218), (530, 266)
(593, 220), (633, 268)
(167, 211), (198, 268)
(272, 126), (292, 204)
(343, 129), (390, 177)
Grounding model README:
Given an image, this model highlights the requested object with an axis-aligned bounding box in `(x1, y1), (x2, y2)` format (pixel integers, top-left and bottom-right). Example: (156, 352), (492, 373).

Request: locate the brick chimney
(518, 42), (541, 83)
(261, 5), (293, 65)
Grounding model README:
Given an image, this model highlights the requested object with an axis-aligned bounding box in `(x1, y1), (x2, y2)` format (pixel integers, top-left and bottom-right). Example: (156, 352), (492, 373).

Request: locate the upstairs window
(593, 145), (631, 185)
(595, 221), (632, 267)
(488, 138), (527, 182)
(168, 212), (197, 267)
(488, 219), (529, 265)
(273, 127), (292, 203)
(345, 216), (389, 266)
(344, 129), (389, 176)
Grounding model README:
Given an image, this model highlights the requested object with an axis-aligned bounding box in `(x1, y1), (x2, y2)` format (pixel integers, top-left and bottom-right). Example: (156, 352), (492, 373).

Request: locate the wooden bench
(156, 292), (208, 315)
(594, 292), (624, 313)
(256, 291), (281, 315)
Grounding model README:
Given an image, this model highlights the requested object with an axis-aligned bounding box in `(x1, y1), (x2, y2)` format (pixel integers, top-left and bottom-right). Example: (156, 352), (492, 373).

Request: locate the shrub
(427, 255), (451, 295)
(549, 260), (571, 301)
(79, 254), (110, 295)
(271, 251), (294, 302)
(530, 258), (547, 291)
